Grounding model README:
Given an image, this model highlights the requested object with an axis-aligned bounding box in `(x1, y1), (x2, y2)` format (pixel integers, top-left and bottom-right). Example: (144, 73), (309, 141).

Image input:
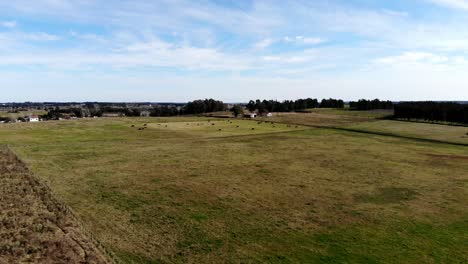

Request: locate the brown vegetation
(0, 147), (112, 264)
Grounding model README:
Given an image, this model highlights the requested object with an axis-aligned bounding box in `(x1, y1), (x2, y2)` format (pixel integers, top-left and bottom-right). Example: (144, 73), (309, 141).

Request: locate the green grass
(308, 108), (393, 119)
(344, 120), (468, 145)
(257, 109), (387, 127)
(0, 116), (467, 263)
(354, 187), (419, 204)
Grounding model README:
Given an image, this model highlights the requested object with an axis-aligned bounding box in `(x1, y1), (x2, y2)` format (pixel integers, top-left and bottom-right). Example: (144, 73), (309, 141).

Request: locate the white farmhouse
(27, 115), (40, 122)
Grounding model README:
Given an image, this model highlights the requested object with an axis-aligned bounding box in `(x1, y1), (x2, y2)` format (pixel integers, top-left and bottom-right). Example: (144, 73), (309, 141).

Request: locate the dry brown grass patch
(0, 147), (112, 263)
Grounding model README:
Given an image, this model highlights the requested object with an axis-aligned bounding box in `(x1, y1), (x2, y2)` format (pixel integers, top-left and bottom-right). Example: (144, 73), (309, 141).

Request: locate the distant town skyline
(1, 0), (468, 102)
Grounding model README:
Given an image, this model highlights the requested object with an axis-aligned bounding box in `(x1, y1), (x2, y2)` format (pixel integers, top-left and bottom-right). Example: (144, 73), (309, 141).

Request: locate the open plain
(0, 113), (467, 263)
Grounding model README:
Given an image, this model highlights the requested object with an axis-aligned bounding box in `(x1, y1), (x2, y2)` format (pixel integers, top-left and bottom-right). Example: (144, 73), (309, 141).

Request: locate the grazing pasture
(262, 110), (467, 145)
(344, 120), (468, 145)
(0, 116), (467, 263)
(309, 108), (393, 119)
(256, 110), (377, 127)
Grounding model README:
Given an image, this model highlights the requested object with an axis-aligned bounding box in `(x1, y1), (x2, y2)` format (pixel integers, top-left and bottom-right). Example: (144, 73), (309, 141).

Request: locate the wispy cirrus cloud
(0, 0), (467, 101)
(1, 20), (16, 28)
(254, 38), (274, 50)
(284, 36), (326, 45)
(23, 32), (61, 41)
(429, 0), (468, 10)
(0, 35), (253, 71)
(375, 52), (449, 65)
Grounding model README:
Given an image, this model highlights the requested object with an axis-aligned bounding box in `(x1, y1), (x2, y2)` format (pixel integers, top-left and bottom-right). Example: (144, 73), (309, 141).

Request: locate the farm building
(266, 112), (273, 117)
(27, 115), (40, 122)
(244, 113), (257, 118)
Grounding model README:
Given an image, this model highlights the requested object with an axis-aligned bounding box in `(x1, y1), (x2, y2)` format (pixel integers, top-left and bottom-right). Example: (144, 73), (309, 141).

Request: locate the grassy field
(344, 120), (468, 145)
(260, 110), (467, 145)
(308, 108), (393, 119)
(256, 111), (373, 127)
(0, 116), (467, 263)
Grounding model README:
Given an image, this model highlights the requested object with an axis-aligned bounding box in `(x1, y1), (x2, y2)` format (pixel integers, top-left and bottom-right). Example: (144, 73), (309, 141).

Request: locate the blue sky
(1, 0), (468, 102)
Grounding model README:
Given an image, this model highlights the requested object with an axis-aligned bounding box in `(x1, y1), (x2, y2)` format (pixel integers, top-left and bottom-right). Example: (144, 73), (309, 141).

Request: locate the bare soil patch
(0, 147), (112, 263)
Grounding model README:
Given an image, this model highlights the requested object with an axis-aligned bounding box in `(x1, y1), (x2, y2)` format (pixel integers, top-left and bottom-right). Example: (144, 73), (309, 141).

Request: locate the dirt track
(0, 147), (112, 263)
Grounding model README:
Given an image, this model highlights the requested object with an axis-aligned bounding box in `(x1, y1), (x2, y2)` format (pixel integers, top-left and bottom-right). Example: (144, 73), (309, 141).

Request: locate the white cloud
(381, 9), (409, 17)
(0, 0), (282, 36)
(453, 56), (468, 64)
(375, 52), (456, 66)
(1, 1), (468, 101)
(429, 0), (468, 10)
(125, 39), (173, 52)
(283, 36), (326, 45)
(0, 36), (253, 71)
(302, 37), (326, 45)
(376, 52), (436, 63)
(286, 56), (309, 63)
(254, 38), (274, 50)
(1, 21), (16, 28)
(261, 51), (315, 64)
(23, 32), (61, 41)
(262, 56), (281, 61)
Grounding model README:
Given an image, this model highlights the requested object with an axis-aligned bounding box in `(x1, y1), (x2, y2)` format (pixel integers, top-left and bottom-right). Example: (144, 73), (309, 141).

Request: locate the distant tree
(349, 99), (393, 110)
(244, 98), (321, 113)
(319, 98), (344, 108)
(150, 106), (180, 117)
(247, 100), (256, 112)
(183, 99), (225, 115)
(231, 105), (244, 117)
(71, 108), (84, 118)
(256, 99), (267, 114)
(90, 109), (102, 117)
(43, 107), (62, 120)
(394, 101), (468, 124)
(184, 100), (207, 114)
(305, 98), (319, 108)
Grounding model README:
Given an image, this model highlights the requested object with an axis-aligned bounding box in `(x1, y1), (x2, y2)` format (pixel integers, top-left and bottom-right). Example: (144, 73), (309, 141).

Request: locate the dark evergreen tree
(349, 99), (393, 110)
(319, 98), (344, 108)
(394, 102), (468, 124)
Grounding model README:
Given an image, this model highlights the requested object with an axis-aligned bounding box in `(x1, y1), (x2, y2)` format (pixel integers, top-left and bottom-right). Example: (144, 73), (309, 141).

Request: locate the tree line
(149, 99), (226, 116)
(149, 106), (180, 117)
(38, 99), (227, 119)
(394, 102), (468, 124)
(318, 98), (344, 108)
(183, 99), (226, 114)
(42, 107), (102, 119)
(349, 99), (393, 110)
(245, 98), (345, 113)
